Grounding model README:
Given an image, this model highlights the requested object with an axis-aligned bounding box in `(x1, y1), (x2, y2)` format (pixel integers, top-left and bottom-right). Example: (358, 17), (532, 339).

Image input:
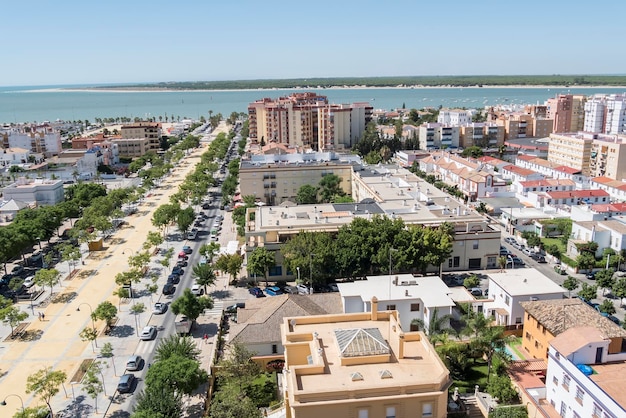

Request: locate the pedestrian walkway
(204, 301), (224, 319)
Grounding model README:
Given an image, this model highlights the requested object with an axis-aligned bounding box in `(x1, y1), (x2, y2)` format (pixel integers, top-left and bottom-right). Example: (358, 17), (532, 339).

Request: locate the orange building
(520, 298), (626, 360)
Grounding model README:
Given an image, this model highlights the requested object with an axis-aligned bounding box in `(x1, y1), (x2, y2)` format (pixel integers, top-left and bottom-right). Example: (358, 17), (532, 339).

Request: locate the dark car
(176, 259), (188, 268)
(226, 302), (245, 314)
(162, 283), (175, 295)
(172, 266), (184, 276)
(117, 374), (136, 394)
(167, 273), (180, 284)
(586, 271), (596, 280)
(248, 287), (262, 296)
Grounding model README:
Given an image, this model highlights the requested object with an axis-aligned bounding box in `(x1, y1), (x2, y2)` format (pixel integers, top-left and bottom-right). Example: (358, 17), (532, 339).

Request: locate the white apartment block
(0, 129), (62, 157)
(418, 123), (460, 150)
(437, 109), (472, 126)
(606, 97), (626, 135)
(546, 327), (626, 418)
(1, 178), (64, 206)
(0, 147), (32, 167)
(584, 97), (607, 133)
(584, 94), (626, 135)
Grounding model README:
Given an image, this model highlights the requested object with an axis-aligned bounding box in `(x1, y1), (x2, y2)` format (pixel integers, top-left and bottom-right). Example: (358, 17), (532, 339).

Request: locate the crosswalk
(204, 300), (224, 318)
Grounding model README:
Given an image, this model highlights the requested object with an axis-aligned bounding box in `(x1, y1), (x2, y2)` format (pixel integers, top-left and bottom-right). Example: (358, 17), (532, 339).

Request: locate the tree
(1, 305), (28, 337)
(247, 247), (276, 287)
(130, 303), (146, 336)
(217, 343), (260, 388)
(13, 406), (51, 418)
(578, 283), (598, 302)
(145, 354), (208, 395)
(318, 174), (345, 203)
(461, 146), (483, 158)
(486, 374), (519, 404)
(199, 242), (220, 261)
(296, 184), (318, 204)
(25, 367), (67, 418)
(191, 263), (216, 293)
(497, 256), (507, 272)
(209, 391), (263, 418)
(562, 276), (579, 298)
(599, 299), (616, 315)
(612, 277), (626, 307)
(176, 206), (195, 234)
(133, 384), (183, 418)
(214, 253), (244, 283)
(410, 307), (453, 344)
(596, 268), (615, 296)
(143, 231), (164, 254)
(472, 325), (510, 383)
(34, 268), (60, 294)
(155, 335), (201, 363)
(92, 301), (117, 332)
(576, 252), (596, 274)
(80, 327), (98, 352)
(463, 274), (480, 289)
(170, 288), (213, 322)
(83, 362), (104, 413)
(60, 243), (81, 274)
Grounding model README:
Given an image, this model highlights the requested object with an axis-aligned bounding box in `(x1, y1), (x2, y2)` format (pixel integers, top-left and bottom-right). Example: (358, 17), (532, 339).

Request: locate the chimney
(371, 297), (378, 320)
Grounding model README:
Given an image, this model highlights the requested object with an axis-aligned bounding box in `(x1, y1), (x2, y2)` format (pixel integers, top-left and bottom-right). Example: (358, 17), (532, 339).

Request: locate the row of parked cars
(248, 282), (340, 298)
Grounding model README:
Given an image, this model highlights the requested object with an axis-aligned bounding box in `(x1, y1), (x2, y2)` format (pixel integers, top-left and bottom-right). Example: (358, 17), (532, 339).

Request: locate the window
(505, 295), (510, 306)
(422, 403), (433, 417)
(472, 240), (479, 249)
(553, 376), (559, 386)
(560, 402), (567, 417)
(562, 374), (571, 391)
(573, 413), (580, 418)
(386, 304), (396, 310)
(515, 317), (522, 324)
(358, 409), (369, 418)
(453, 256), (460, 267)
(410, 303), (420, 312)
(592, 403), (603, 418)
(272, 344), (277, 354)
(575, 386), (584, 404)
(385, 406), (396, 418)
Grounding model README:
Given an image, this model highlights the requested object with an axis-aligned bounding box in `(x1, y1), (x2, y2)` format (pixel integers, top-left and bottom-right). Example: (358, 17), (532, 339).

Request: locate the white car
(191, 284), (205, 296)
(23, 276), (36, 288)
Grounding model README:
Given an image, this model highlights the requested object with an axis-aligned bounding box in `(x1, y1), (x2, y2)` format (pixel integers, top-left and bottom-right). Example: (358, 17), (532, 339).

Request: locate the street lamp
(77, 302), (98, 347)
(1, 394), (24, 413)
(309, 253), (315, 295)
(296, 266), (300, 283)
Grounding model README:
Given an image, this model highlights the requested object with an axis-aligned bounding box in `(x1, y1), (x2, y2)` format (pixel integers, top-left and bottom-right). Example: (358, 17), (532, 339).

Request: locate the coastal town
(2, 88), (626, 418)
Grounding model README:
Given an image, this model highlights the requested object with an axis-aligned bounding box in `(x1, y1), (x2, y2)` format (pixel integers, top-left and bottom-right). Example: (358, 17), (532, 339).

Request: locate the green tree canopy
(247, 247), (276, 286)
(296, 184), (318, 204)
(25, 367), (67, 417)
(170, 288), (213, 322)
(145, 355), (208, 395)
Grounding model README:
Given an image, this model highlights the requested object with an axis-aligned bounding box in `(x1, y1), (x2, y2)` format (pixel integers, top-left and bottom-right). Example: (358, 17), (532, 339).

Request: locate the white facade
(418, 124), (460, 149)
(606, 96), (626, 135)
(584, 98), (607, 133)
(546, 327), (626, 418)
(437, 109), (471, 126)
(1, 178), (64, 206)
(0, 147), (31, 167)
(483, 269), (564, 326)
(1, 130), (62, 156)
(338, 274), (456, 332)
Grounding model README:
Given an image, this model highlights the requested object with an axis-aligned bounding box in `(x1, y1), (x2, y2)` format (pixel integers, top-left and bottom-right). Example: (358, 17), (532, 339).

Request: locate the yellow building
(111, 137), (151, 158)
(238, 156), (354, 206)
(120, 121), (161, 151)
(520, 298), (626, 360)
(281, 301), (451, 418)
(547, 132), (593, 175)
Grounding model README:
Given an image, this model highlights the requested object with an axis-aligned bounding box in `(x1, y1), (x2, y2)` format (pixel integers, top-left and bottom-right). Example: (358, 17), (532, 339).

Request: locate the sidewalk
(0, 123), (232, 417)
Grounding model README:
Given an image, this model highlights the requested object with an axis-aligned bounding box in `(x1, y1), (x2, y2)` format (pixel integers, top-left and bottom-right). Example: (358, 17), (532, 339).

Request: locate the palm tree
(497, 256), (507, 272)
(410, 307), (454, 344)
(471, 325), (511, 383)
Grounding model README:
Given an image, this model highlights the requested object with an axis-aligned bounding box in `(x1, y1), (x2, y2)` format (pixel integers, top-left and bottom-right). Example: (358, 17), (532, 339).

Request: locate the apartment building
(120, 122), (161, 151)
(515, 155), (586, 186)
(0, 127), (62, 157)
(437, 108), (472, 126)
(589, 176), (626, 201)
(111, 137), (152, 158)
(589, 134), (626, 180)
(1, 178), (64, 206)
(281, 307), (451, 418)
(0, 147), (32, 167)
(238, 153), (355, 206)
(244, 165), (501, 278)
(514, 178), (576, 197)
(418, 123), (460, 149)
(547, 132), (594, 176)
(584, 94), (626, 135)
(545, 327), (626, 417)
(247, 92), (372, 151)
(458, 123), (504, 148)
(546, 94), (586, 133)
(519, 298), (626, 360)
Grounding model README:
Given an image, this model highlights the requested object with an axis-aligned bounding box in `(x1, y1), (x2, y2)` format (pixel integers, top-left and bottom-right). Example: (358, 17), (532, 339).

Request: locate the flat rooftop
(590, 361), (626, 409)
(488, 268), (564, 296)
(282, 312), (449, 404)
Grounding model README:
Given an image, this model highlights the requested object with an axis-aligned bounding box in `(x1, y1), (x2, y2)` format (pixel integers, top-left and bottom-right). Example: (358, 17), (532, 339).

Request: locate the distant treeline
(96, 75), (626, 90)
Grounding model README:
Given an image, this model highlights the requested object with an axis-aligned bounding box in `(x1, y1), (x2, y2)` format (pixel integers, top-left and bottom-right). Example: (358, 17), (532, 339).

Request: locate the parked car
(167, 273), (180, 284)
(186, 229), (198, 240)
(511, 257), (525, 266)
(248, 287), (264, 297)
(153, 302), (167, 314)
(327, 283), (339, 292)
(23, 276), (36, 288)
(172, 266), (184, 276)
(177, 252), (188, 260)
(162, 283), (175, 295)
(469, 288), (483, 297)
(176, 259), (188, 268)
(11, 265), (24, 275)
(554, 265), (567, 275)
(182, 245), (193, 254)
(265, 286), (283, 296)
(126, 355), (143, 371)
(226, 302), (245, 314)
(191, 284), (205, 296)
(117, 374), (136, 394)
(140, 325), (157, 341)
(296, 284), (310, 295)
(586, 271), (596, 280)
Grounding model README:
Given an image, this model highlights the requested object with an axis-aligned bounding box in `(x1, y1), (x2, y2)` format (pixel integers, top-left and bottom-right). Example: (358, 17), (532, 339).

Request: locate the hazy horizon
(2, 0), (625, 87)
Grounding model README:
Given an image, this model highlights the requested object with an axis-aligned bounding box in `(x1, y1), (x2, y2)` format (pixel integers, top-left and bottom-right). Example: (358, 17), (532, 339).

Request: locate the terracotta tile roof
(229, 294), (342, 345)
(519, 179), (575, 188)
(516, 154), (536, 162)
(503, 165), (538, 176)
(546, 189), (609, 199)
(520, 299), (626, 338)
(550, 326), (607, 356)
(553, 165), (580, 174)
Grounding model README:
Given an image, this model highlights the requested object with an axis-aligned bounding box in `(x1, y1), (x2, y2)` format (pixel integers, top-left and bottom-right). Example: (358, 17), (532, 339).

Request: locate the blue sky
(2, 0), (625, 86)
